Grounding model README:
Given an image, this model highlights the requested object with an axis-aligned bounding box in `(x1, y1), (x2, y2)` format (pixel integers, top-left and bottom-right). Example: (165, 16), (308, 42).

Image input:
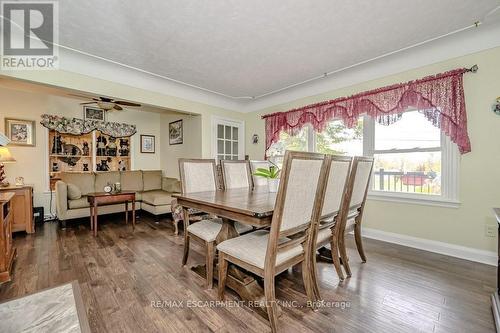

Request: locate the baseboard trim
(362, 227), (497, 266)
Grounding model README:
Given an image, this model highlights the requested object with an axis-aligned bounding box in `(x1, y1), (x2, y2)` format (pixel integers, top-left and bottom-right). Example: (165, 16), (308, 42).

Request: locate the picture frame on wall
(140, 135), (155, 153)
(169, 119), (183, 145)
(4, 118), (36, 146)
(83, 106), (106, 121)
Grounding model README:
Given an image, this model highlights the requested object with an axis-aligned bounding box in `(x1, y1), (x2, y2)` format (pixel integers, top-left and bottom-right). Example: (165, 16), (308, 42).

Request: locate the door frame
(211, 115), (245, 160)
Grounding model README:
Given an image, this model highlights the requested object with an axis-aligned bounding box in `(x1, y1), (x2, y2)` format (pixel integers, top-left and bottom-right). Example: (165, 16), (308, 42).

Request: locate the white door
(212, 116), (245, 161)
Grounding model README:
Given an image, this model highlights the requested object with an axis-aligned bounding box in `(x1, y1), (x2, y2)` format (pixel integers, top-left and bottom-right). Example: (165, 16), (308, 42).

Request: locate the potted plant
(253, 163), (281, 192)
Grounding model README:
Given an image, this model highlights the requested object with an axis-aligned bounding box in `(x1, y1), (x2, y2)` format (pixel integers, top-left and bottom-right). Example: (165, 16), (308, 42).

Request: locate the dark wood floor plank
(0, 214), (495, 333)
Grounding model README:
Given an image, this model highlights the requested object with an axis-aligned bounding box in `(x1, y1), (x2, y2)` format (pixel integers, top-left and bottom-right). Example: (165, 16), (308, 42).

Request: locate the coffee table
(87, 191), (136, 237)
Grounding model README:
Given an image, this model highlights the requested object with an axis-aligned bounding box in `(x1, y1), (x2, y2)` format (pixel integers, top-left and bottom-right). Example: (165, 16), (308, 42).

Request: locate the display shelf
(47, 129), (132, 190)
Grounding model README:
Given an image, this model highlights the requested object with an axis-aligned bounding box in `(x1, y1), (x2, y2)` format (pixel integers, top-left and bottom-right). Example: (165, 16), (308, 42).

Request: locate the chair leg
(182, 234), (190, 266)
(264, 274), (279, 333)
(218, 253), (228, 301)
(338, 233), (352, 278)
(206, 241), (215, 289)
(354, 223), (367, 263)
(173, 219), (179, 236)
(311, 251), (321, 302)
(330, 236), (345, 281)
(302, 259), (318, 311)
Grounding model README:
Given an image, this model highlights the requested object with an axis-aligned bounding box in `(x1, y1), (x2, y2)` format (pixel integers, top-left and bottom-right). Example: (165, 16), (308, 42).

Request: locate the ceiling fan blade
(99, 97), (113, 102)
(115, 101), (141, 107)
(68, 93), (94, 99)
(80, 102), (97, 105)
(113, 104), (123, 111)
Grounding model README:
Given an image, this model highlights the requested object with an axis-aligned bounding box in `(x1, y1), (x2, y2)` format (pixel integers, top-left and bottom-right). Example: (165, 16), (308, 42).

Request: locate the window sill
(367, 191), (460, 208)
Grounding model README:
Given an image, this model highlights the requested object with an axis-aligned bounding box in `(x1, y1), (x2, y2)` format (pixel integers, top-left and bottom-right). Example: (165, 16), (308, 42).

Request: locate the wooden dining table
(173, 186), (276, 314)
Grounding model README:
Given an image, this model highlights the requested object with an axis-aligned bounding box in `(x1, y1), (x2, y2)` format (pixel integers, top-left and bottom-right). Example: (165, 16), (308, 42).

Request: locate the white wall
(0, 85), (162, 214)
(160, 113), (202, 178)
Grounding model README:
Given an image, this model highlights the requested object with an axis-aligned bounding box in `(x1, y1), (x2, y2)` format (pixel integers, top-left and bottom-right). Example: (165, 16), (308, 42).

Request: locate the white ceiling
(58, 1), (500, 100)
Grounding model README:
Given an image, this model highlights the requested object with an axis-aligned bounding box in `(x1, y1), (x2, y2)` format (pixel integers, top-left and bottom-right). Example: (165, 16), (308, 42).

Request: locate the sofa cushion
(68, 196), (90, 209)
(121, 171), (144, 192)
(142, 190), (173, 206)
(67, 183), (82, 200)
(162, 177), (181, 193)
(60, 172), (95, 196)
(95, 171), (120, 193)
(143, 170), (162, 191)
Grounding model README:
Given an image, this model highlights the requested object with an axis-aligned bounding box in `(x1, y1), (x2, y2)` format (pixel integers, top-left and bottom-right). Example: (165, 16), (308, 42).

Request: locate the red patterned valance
(263, 68), (471, 156)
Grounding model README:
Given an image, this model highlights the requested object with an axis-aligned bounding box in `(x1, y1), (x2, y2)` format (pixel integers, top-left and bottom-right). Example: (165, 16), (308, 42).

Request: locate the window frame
(363, 115), (460, 208)
(268, 114), (460, 208)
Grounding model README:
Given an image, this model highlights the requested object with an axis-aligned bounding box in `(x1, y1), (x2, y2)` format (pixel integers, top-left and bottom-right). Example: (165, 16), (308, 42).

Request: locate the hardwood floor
(0, 214), (496, 332)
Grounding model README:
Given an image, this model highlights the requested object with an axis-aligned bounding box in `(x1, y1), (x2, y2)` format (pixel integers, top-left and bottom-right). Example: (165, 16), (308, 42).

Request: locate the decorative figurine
(83, 163), (89, 172)
(52, 134), (63, 154)
(118, 160), (126, 171)
(119, 138), (129, 156)
(82, 141), (90, 156)
(107, 136), (117, 156)
(52, 162), (59, 172)
(96, 134), (107, 156)
(98, 160), (109, 171)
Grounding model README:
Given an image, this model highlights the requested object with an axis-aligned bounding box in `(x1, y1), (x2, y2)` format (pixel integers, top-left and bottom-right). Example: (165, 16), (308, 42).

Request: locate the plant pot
(268, 178), (280, 193)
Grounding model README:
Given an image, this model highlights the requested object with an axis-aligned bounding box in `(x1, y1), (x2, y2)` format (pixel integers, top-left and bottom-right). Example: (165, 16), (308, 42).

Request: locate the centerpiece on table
(253, 163), (281, 192)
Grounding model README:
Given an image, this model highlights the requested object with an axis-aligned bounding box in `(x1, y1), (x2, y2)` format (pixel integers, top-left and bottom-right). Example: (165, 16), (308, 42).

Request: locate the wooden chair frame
(311, 156), (374, 301)
(218, 151), (331, 333)
(220, 160), (253, 190)
(311, 155), (352, 282)
(179, 158), (220, 289)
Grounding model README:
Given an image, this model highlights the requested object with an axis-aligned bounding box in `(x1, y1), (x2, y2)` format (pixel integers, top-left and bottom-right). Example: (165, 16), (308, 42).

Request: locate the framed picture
(169, 119), (183, 145)
(4, 118), (36, 146)
(83, 106), (106, 121)
(141, 135), (155, 153)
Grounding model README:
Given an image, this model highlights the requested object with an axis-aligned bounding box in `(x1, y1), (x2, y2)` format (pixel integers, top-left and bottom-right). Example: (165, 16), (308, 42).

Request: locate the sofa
(55, 170), (181, 227)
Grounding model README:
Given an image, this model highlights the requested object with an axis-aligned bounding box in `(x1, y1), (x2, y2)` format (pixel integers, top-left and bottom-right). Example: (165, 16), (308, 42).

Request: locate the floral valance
(40, 114), (137, 137)
(263, 68), (472, 155)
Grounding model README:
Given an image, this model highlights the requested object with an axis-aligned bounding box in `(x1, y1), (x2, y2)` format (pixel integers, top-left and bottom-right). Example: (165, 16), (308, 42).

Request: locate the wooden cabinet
(0, 192), (16, 283)
(0, 186), (34, 234)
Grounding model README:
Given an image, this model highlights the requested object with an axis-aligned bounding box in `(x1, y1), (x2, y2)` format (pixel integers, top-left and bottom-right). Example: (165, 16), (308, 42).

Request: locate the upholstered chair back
(273, 151), (327, 233)
(221, 160), (252, 189)
(249, 160), (271, 187)
(320, 156), (353, 218)
(179, 159), (218, 193)
(348, 157), (374, 209)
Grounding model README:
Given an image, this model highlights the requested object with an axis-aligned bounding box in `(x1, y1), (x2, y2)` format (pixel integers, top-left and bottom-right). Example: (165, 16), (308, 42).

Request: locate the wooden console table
(493, 208), (500, 332)
(87, 192), (136, 237)
(0, 192), (16, 283)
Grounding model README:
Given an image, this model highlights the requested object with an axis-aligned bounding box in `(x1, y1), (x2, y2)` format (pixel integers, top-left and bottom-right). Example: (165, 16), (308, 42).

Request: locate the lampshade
(0, 147), (16, 163)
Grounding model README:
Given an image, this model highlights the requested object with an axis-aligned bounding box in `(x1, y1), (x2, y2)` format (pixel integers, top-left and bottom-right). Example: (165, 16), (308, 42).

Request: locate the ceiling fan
(79, 96), (141, 111)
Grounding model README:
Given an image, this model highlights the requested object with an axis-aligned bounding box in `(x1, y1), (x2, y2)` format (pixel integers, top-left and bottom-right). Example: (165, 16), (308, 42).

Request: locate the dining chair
(179, 159), (252, 289)
(337, 156), (374, 277)
(217, 151), (330, 333)
(249, 160), (271, 187)
(220, 160), (253, 189)
(312, 155), (352, 282)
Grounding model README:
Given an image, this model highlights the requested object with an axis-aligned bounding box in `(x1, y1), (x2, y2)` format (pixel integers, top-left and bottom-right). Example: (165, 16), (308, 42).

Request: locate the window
(268, 111), (459, 206)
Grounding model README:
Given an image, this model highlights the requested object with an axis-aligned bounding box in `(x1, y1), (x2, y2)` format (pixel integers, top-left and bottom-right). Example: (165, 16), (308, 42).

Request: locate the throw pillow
(67, 183), (82, 200)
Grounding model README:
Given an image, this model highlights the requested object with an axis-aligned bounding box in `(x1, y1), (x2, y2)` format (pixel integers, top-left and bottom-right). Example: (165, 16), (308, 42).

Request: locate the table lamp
(0, 146), (16, 187)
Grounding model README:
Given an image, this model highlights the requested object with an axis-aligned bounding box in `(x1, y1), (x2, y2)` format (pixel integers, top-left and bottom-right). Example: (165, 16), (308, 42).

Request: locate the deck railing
(373, 168), (437, 194)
